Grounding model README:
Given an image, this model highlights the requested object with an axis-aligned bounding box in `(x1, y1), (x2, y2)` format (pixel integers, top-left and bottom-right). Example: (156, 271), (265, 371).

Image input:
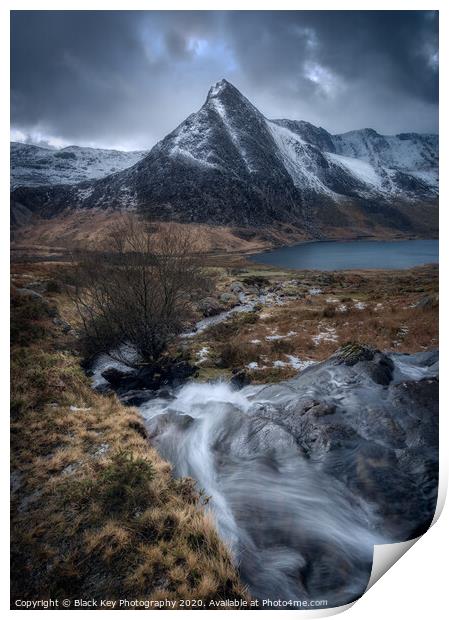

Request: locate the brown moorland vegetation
(186, 264), (438, 383)
(10, 269), (248, 608)
(10, 254), (438, 607)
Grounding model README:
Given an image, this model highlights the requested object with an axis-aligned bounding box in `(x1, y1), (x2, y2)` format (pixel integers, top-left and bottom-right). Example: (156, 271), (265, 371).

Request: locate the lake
(250, 239), (439, 271)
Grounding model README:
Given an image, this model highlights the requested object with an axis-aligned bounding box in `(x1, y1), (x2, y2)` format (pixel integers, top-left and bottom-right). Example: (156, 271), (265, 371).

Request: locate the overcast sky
(11, 10), (438, 151)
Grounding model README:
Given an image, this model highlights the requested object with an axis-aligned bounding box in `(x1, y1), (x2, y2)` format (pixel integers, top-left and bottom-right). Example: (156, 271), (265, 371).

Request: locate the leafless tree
(71, 216), (210, 366)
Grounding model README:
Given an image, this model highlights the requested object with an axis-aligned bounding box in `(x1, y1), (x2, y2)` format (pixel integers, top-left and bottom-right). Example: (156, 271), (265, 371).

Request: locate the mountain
(273, 120), (438, 192)
(11, 80), (438, 237)
(11, 142), (147, 189)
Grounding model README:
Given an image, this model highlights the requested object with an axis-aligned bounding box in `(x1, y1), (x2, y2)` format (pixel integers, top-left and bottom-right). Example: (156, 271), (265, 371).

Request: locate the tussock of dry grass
(11, 282), (247, 607)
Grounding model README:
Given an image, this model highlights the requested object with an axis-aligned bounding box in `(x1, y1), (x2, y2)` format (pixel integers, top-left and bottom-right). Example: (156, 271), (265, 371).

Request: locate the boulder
(198, 296), (222, 317)
(14, 287), (44, 300)
(101, 359), (197, 393)
(101, 367), (135, 388)
(220, 292), (238, 305)
(334, 342), (375, 366)
(415, 295), (438, 310)
(119, 390), (155, 406)
(229, 281), (245, 294)
(307, 401), (336, 417)
(333, 344), (394, 385)
(231, 368), (251, 390)
(245, 285), (259, 295)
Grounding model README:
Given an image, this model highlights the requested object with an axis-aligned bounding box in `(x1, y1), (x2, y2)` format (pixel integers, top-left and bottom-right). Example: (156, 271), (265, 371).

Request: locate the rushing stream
(139, 382), (385, 606)
(91, 310), (438, 607)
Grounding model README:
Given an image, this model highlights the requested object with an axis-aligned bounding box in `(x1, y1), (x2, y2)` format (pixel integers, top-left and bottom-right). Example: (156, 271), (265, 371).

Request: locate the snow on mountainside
(271, 121), (439, 195)
(11, 79), (438, 237)
(332, 129), (438, 190)
(11, 142), (147, 189)
(326, 153), (382, 188)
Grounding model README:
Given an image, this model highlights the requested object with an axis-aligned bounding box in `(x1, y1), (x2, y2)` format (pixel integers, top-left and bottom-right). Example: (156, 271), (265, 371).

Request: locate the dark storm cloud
(10, 10), (438, 150)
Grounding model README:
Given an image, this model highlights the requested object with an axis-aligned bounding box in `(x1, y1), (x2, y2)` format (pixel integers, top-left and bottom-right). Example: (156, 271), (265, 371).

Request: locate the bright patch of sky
(303, 61), (344, 98)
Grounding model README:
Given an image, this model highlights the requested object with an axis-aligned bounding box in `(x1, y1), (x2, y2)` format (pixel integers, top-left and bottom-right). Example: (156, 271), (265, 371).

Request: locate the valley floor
(10, 208), (432, 264)
(10, 253), (438, 606)
(181, 261), (438, 385)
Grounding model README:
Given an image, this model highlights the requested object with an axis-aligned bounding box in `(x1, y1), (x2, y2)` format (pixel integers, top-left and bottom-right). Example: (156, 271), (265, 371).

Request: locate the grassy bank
(10, 267), (247, 607)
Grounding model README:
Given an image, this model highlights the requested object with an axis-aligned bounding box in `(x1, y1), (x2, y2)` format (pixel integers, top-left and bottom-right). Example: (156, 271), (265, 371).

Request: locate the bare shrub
(217, 340), (259, 368)
(270, 338), (296, 355)
(71, 217), (210, 365)
(321, 304), (336, 318)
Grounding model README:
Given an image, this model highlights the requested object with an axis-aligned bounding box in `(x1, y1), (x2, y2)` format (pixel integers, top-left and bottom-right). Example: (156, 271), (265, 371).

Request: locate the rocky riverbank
(99, 342), (438, 607)
(90, 263), (438, 402)
(85, 262), (439, 607)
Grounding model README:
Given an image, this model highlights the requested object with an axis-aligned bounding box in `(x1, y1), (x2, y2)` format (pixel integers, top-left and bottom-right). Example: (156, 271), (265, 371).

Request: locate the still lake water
(250, 239), (439, 271)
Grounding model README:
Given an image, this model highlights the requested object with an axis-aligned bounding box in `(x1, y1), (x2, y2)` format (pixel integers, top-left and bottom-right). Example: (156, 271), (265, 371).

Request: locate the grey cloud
(11, 10), (438, 150)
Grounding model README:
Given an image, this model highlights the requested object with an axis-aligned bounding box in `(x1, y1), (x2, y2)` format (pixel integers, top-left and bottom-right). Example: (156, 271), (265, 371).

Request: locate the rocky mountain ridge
(11, 80), (438, 237)
(11, 142), (146, 189)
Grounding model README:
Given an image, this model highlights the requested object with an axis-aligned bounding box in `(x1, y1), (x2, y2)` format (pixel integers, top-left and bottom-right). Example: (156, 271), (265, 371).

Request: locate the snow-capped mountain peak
(11, 79), (438, 238)
(207, 78), (234, 99)
(205, 78), (264, 126)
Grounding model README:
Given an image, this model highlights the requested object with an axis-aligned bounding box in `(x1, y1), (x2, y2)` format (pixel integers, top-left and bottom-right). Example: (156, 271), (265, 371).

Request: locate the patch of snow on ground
(312, 325), (338, 345)
(170, 115), (221, 169)
(266, 330), (297, 341)
(408, 169), (438, 189)
(354, 301), (367, 310)
(392, 326), (409, 347)
(286, 355), (316, 371)
(172, 146), (219, 168)
(308, 288), (322, 296)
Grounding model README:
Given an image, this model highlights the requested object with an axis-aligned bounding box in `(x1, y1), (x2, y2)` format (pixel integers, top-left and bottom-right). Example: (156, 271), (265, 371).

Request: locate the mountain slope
(272, 121), (438, 196)
(11, 142), (147, 189)
(11, 80), (438, 238)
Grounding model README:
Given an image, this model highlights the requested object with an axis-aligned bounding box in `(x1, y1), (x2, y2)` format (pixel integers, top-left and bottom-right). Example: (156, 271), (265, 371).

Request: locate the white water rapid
(139, 381), (386, 606)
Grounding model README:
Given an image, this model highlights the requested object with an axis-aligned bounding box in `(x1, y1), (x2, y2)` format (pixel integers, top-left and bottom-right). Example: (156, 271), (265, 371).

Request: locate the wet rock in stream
(100, 358), (198, 395)
(137, 346), (438, 607)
